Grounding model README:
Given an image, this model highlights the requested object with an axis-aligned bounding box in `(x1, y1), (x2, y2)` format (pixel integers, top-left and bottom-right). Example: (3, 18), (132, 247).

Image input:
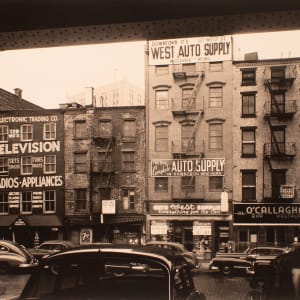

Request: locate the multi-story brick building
(145, 36), (234, 256)
(0, 108), (65, 247)
(232, 55), (300, 251)
(62, 103), (146, 245)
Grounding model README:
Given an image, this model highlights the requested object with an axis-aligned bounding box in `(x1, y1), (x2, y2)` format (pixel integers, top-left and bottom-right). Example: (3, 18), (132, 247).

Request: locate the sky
(1, 30), (300, 109)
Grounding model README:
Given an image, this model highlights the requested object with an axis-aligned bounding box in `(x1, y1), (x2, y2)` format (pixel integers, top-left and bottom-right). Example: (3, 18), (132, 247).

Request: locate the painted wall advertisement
(149, 35), (232, 65)
(151, 158), (225, 177)
(233, 203), (300, 225)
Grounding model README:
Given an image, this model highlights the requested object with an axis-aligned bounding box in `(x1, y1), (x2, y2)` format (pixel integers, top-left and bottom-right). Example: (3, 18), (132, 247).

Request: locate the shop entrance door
(182, 227), (193, 251)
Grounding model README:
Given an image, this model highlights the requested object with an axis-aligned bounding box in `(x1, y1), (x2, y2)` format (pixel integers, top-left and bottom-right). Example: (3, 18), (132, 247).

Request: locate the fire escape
(171, 65), (205, 201)
(263, 65), (297, 201)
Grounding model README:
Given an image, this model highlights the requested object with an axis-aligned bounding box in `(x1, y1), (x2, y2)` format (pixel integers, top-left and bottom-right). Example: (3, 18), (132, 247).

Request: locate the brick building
(62, 103), (146, 245)
(232, 56), (300, 251)
(0, 108), (65, 247)
(145, 36), (234, 256)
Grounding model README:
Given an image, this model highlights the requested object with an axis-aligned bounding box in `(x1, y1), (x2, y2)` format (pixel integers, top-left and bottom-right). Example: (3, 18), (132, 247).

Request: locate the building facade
(232, 57), (300, 251)
(145, 36), (234, 257)
(63, 104), (146, 245)
(0, 109), (65, 247)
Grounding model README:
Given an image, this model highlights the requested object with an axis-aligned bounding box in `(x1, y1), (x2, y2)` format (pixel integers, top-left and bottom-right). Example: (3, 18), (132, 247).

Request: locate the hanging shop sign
(149, 203), (222, 215)
(150, 221), (168, 235)
(151, 158), (225, 177)
(102, 199), (116, 214)
(149, 35), (232, 65)
(80, 228), (93, 244)
(193, 222), (212, 236)
(233, 203), (300, 225)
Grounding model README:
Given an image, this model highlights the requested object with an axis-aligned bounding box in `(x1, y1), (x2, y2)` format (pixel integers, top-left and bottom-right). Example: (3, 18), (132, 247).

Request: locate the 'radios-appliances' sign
(151, 158), (225, 177)
(149, 35), (232, 65)
(233, 203), (300, 225)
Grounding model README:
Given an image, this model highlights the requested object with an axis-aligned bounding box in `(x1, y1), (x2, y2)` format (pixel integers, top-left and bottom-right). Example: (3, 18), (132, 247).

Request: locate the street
(0, 270), (255, 300)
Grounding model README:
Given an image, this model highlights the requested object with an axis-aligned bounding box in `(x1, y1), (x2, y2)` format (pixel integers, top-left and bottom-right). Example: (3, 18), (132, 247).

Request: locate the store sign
(80, 228), (93, 244)
(150, 203), (222, 215)
(0, 176), (63, 189)
(102, 200), (116, 214)
(0, 115), (58, 124)
(193, 222), (212, 235)
(233, 203), (300, 225)
(151, 158), (225, 177)
(150, 222), (168, 235)
(149, 35), (232, 65)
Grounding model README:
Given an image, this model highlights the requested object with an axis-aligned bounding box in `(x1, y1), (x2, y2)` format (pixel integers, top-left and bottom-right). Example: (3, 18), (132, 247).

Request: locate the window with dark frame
(155, 89), (169, 110)
(209, 86), (223, 108)
(181, 177), (195, 192)
(154, 177), (168, 192)
(155, 65), (169, 75)
(182, 63), (196, 72)
(43, 122), (56, 140)
(182, 123), (195, 152)
(75, 189), (87, 211)
(241, 69), (256, 86)
(242, 170), (256, 202)
(209, 176), (223, 191)
(0, 157), (8, 175)
(21, 156), (33, 175)
(155, 125), (168, 152)
(182, 87), (194, 109)
(242, 93), (256, 117)
(74, 152), (87, 173)
(241, 128), (256, 157)
(123, 120), (136, 138)
(0, 125), (8, 142)
(21, 191), (32, 213)
(98, 120), (112, 137)
(21, 124), (33, 141)
(74, 120), (87, 139)
(122, 151), (135, 171)
(209, 61), (223, 72)
(209, 123), (223, 150)
(271, 67), (285, 80)
(122, 188), (135, 210)
(44, 155), (56, 174)
(44, 190), (56, 213)
(0, 192), (8, 214)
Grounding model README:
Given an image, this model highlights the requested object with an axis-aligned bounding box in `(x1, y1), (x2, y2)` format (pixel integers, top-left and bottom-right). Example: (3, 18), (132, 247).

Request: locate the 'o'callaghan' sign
(151, 158), (225, 177)
(149, 35), (232, 65)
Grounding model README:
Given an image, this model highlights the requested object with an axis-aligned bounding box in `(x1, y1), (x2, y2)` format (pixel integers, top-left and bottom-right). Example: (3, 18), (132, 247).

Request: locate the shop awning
(105, 214), (145, 224)
(0, 215), (19, 226)
(0, 215), (62, 227)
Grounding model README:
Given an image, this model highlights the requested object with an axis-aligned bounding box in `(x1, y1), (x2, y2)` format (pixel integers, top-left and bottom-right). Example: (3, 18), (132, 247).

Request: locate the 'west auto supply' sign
(149, 35), (232, 65)
(151, 158), (225, 177)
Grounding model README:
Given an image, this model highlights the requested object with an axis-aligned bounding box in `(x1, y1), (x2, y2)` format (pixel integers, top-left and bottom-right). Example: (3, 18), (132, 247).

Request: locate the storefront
(233, 203), (300, 251)
(146, 202), (231, 257)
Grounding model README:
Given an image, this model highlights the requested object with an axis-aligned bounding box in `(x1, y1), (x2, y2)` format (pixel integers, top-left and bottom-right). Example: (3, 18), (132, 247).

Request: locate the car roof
(40, 240), (75, 246)
(146, 241), (186, 249)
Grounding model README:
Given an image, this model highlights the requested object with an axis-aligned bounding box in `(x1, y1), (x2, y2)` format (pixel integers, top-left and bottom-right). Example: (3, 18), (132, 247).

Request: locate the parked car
(145, 241), (200, 270)
(209, 246), (288, 275)
(0, 240), (38, 274)
(19, 245), (206, 300)
(28, 240), (76, 260)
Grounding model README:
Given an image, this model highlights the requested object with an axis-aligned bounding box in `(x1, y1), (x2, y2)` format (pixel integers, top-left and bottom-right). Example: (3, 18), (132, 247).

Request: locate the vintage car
(19, 245), (205, 300)
(28, 240), (76, 260)
(209, 246), (288, 275)
(145, 241), (200, 270)
(0, 240), (38, 274)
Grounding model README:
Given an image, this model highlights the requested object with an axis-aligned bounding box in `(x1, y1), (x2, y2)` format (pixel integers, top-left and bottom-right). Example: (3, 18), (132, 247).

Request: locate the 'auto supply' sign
(149, 35), (232, 65)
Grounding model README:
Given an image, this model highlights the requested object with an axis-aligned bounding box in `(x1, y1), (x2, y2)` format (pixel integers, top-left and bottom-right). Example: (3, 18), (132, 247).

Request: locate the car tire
(0, 262), (9, 274)
(221, 265), (232, 275)
(113, 272), (125, 277)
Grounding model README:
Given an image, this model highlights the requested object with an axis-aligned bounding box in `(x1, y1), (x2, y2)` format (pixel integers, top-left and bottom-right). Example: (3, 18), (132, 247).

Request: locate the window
(242, 170), (256, 202)
(0, 125), (8, 142)
(74, 120), (87, 139)
(209, 176), (223, 191)
(122, 188), (135, 210)
(75, 189), (87, 211)
(122, 151), (135, 171)
(242, 93), (256, 117)
(182, 87), (194, 109)
(74, 152), (87, 173)
(44, 155), (56, 174)
(242, 128), (256, 157)
(241, 69), (256, 85)
(154, 177), (168, 192)
(271, 67), (285, 80)
(0, 192), (8, 214)
(181, 177), (195, 192)
(98, 120), (112, 137)
(182, 124), (194, 152)
(123, 120), (136, 138)
(44, 122), (56, 140)
(97, 151), (112, 172)
(21, 191), (32, 213)
(209, 61), (223, 71)
(239, 230), (248, 242)
(155, 125), (168, 152)
(0, 157), (8, 176)
(155, 90), (168, 110)
(21, 124), (33, 141)
(182, 63), (196, 72)
(209, 86), (223, 108)
(21, 156), (33, 175)
(44, 190), (56, 213)
(209, 123), (223, 150)
(155, 65), (169, 75)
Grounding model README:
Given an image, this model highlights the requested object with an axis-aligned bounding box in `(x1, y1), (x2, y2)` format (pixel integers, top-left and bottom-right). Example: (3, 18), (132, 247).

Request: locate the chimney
(14, 88), (23, 99)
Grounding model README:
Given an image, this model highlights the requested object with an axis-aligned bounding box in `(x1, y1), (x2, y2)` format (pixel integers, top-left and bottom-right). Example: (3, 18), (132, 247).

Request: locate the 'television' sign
(233, 203), (300, 225)
(149, 35), (232, 65)
(151, 158), (225, 177)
